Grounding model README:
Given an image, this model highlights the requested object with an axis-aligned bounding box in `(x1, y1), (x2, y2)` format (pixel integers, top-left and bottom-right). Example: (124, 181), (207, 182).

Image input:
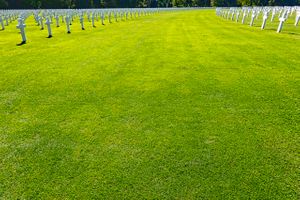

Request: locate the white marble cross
(87, 12), (91, 22)
(4, 15), (8, 26)
(95, 13), (99, 22)
(39, 16), (44, 30)
(69, 14), (73, 25)
(0, 16), (4, 30)
(226, 10), (230, 19)
(277, 16), (286, 33)
(295, 10), (300, 26)
(80, 14), (85, 30)
(222, 10), (226, 18)
(16, 18), (26, 44)
(250, 11), (256, 26)
(108, 12), (112, 23)
(231, 11), (235, 21)
(261, 12), (268, 30)
(114, 12), (118, 22)
(65, 15), (71, 33)
(34, 14), (39, 25)
(255, 10), (260, 19)
(119, 12), (122, 21)
(241, 10), (246, 24)
(278, 9), (283, 18)
(45, 17), (52, 38)
(270, 9), (276, 22)
(55, 15), (60, 27)
(236, 11), (240, 22)
(101, 13), (105, 25)
(9, 15), (13, 23)
(92, 13), (96, 27)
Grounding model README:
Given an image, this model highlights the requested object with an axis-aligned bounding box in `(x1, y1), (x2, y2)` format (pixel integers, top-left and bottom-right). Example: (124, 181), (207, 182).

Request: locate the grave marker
(45, 17), (53, 38)
(39, 16), (44, 30)
(236, 11), (240, 22)
(231, 11), (234, 21)
(277, 16), (286, 33)
(92, 13), (96, 27)
(114, 12), (118, 22)
(16, 18), (26, 44)
(0, 16), (4, 30)
(295, 10), (300, 26)
(101, 13), (105, 25)
(4, 15), (8, 26)
(108, 12), (112, 23)
(65, 15), (71, 33)
(261, 12), (268, 30)
(87, 12), (91, 22)
(80, 14), (85, 30)
(250, 11), (256, 26)
(55, 15), (60, 27)
(242, 10), (246, 24)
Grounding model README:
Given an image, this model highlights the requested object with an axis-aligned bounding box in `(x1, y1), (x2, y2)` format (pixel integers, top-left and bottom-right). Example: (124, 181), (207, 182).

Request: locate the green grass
(0, 9), (299, 199)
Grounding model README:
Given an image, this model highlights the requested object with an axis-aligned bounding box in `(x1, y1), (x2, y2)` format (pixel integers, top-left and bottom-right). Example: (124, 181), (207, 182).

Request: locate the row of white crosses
(0, 10), (19, 30)
(10, 8), (160, 44)
(216, 6), (300, 33)
(2, 7), (200, 44)
(15, 11), (32, 44)
(9, 8), (174, 44)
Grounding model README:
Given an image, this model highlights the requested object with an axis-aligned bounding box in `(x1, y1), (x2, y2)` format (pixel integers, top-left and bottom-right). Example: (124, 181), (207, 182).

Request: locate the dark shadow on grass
(264, 27), (300, 35)
(286, 32), (300, 36)
(16, 41), (26, 46)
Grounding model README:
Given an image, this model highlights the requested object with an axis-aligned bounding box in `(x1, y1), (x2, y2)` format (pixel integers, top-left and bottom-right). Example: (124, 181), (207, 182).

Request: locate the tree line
(0, 0), (299, 9)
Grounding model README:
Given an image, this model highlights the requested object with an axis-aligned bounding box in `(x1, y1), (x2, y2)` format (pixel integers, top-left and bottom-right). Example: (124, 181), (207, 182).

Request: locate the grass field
(0, 9), (299, 199)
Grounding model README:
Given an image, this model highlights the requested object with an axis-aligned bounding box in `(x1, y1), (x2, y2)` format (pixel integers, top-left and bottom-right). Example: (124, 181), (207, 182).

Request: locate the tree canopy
(0, 0), (299, 9)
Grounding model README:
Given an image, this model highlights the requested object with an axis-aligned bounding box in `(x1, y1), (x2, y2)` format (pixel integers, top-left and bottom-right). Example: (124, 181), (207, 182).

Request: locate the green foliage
(0, 0), (8, 8)
(211, 0), (238, 6)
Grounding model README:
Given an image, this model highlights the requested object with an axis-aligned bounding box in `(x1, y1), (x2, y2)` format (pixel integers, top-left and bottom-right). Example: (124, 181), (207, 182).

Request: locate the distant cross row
(1, 7), (201, 45)
(216, 6), (300, 33)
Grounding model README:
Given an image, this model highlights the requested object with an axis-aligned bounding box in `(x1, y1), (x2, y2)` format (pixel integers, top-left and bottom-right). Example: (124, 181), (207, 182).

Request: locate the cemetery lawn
(0, 9), (299, 199)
